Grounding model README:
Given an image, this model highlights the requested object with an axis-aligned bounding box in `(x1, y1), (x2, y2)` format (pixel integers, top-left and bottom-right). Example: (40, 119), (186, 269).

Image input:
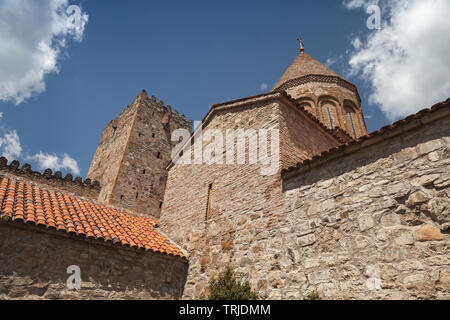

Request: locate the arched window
(320, 100), (338, 130)
(297, 98), (315, 117)
(344, 102), (358, 138)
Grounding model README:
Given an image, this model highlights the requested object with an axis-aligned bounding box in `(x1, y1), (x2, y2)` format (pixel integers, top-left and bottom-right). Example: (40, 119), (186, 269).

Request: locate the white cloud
(352, 37), (363, 49)
(0, 112), (3, 120)
(325, 58), (337, 67)
(28, 152), (80, 175)
(345, 0), (450, 120)
(260, 83), (269, 91)
(0, 0), (88, 104)
(344, 0), (379, 9)
(0, 130), (22, 159)
(0, 126), (80, 175)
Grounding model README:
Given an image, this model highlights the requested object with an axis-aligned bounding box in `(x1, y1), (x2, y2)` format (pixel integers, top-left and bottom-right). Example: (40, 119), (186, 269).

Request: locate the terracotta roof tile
(0, 176), (184, 258)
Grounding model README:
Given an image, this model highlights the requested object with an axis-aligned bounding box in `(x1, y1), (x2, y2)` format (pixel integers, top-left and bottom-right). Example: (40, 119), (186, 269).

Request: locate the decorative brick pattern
(275, 74), (361, 104)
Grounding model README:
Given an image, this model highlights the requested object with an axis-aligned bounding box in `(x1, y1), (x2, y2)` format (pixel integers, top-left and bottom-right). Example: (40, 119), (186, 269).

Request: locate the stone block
(416, 225), (444, 241)
(358, 215), (374, 232)
(406, 191), (429, 208)
(297, 234), (316, 247)
(307, 270), (330, 285)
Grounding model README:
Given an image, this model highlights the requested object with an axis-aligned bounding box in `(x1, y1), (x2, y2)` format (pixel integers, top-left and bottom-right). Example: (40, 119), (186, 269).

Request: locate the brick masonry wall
(160, 96), (347, 299)
(0, 223), (188, 300)
(286, 82), (367, 138)
(278, 98), (340, 170)
(109, 96), (192, 218)
(161, 100), (283, 299)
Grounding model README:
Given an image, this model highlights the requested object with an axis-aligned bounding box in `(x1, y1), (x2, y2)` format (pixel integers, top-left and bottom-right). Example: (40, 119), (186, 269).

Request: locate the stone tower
(272, 49), (368, 139)
(87, 90), (193, 218)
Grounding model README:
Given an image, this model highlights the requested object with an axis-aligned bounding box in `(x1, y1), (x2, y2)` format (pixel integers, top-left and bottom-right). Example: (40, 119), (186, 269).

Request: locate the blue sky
(1, 0), (449, 178)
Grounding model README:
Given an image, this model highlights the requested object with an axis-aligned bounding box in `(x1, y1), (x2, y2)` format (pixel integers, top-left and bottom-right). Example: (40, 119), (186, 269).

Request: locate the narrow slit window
(205, 184), (213, 220)
(159, 202), (163, 209)
(143, 169), (146, 174)
(327, 107), (334, 129)
(348, 112), (357, 139)
(157, 152), (161, 159)
(136, 192), (139, 199)
(152, 133), (155, 138)
(120, 195), (124, 200)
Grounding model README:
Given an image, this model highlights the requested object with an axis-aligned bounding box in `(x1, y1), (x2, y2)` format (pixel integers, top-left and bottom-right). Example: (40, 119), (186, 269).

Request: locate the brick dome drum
(273, 51), (367, 139)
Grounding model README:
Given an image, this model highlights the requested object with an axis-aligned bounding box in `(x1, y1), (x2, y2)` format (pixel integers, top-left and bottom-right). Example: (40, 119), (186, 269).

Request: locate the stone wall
(0, 223), (188, 300)
(87, 90), (192, 217)
(110, 93), (192, 218)
(280, 115), (450, 299)
(87, 101), (137, 204)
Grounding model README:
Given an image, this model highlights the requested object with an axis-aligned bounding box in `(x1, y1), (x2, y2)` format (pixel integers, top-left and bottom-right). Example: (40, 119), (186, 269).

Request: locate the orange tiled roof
(0, 176), (185, 258)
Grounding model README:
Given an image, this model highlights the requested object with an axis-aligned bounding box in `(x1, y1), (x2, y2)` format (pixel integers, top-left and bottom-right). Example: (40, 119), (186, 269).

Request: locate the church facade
(0, 48), (449, 299)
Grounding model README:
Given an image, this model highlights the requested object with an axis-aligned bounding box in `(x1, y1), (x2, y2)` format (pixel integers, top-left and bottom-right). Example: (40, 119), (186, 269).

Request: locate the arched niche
(319, 96), (340, 130)
(343, 100), (360, 138)
(296, 97), (316, 117)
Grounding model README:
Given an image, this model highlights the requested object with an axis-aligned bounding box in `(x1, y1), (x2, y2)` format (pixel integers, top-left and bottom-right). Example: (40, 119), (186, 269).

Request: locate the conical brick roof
(273, 52), (342, 91)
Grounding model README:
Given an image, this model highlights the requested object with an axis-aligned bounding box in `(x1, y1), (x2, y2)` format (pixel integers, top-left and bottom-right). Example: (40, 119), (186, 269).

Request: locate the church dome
(272, 46), (367, 139)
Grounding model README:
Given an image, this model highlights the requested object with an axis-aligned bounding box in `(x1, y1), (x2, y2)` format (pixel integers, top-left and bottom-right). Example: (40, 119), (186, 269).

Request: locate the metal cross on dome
(297, 37), (305, 52)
